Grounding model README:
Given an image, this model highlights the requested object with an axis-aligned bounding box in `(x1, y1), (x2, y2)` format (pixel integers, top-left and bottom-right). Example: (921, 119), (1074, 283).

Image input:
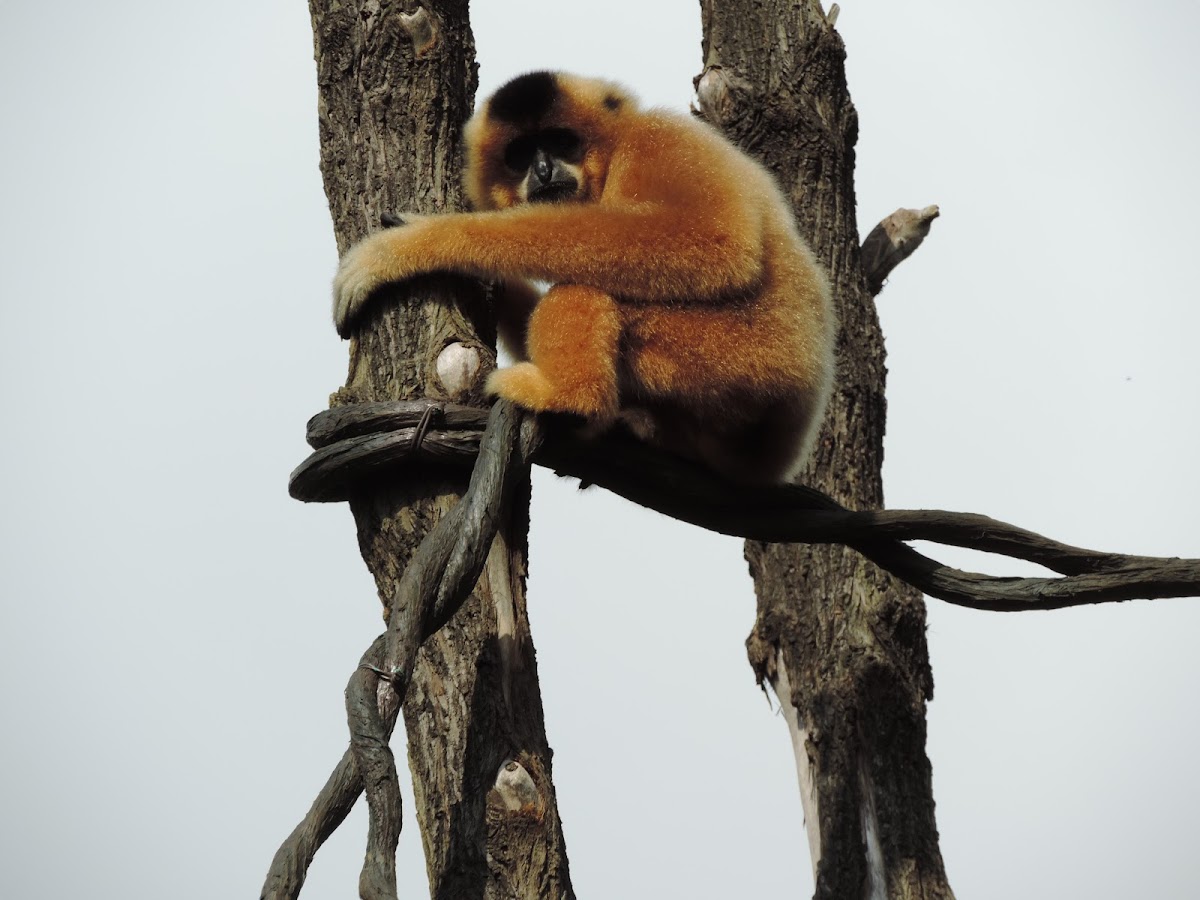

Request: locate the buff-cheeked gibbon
(333, 71), (836, 483)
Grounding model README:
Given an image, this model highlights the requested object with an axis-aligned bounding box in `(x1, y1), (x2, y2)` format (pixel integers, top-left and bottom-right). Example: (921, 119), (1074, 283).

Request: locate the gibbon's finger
(331, 282), (355, 337)
(333, 282), (372, 337)
(380, 211), (407, 228)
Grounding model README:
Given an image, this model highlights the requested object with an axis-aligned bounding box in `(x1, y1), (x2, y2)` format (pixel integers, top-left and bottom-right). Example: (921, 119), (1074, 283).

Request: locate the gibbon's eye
(503, 135), (538, 173)
(539, 128), (582, 162)
(502, 129), (583, 173)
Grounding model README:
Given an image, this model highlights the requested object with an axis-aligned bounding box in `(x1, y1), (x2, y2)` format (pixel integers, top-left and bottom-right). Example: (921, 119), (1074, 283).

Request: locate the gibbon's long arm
(333, 200), (764, 336)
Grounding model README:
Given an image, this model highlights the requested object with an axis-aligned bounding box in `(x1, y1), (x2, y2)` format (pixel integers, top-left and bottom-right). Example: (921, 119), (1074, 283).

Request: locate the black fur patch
(489, 71), (558, 123)
(603, 93), (622, 111)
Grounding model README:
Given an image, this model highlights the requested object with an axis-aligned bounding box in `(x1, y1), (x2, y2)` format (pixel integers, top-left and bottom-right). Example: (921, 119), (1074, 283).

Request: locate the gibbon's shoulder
(608, 106), (774, 200)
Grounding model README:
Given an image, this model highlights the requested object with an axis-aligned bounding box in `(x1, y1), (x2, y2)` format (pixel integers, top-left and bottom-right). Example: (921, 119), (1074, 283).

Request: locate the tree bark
(698, 2), (955, 897)
(308, 2), (573, 897)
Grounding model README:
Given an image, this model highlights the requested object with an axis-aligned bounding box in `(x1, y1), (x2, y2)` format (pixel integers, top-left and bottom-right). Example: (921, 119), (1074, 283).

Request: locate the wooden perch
(289, 401), (1200, 612)
(861, 205), (941, 295)
(536, 427), (1199, 611)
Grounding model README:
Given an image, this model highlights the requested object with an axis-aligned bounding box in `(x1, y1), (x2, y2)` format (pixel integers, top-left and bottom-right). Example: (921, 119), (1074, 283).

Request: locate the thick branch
(539, 426), (1200, 611)
(289, 406), (1200, 612)
(264, 403), (542, 900)
(306, 400), (489, 447)
(346, 400), (541, 900)
(261, 632), (395, 900)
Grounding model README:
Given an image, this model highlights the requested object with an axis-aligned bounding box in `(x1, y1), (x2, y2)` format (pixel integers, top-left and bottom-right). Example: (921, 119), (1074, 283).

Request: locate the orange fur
(333, 72), (836, 483)
(491, 284), (623, 419)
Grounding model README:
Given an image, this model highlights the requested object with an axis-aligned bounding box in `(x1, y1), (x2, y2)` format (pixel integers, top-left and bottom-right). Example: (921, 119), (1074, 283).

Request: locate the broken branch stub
(861, 204), (941, 295)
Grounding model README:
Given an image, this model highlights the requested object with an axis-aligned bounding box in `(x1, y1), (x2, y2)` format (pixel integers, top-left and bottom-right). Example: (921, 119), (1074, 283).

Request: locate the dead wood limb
(305, 400), (489, 448)
(290, 405), (1199, 612)
(536, 425), (1199, 611)
(265, 401), (541, 900)
(348, 399), (540, 900)
(260, 747), (359, 900)
(261, 632), (394, 900)
(347, 643), (404, 900)
(292, 401), (486, 502)
(861, 205), (940, 295)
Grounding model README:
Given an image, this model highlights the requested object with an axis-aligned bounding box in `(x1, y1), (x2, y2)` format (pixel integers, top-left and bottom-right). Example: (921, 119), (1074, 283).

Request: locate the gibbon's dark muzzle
(528, 179), (578, 203)
(527, 148), (578, 203)
(533, 149), (554, 185)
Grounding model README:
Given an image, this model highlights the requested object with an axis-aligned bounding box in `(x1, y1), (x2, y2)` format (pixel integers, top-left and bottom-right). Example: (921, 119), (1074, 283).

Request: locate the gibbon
(333, 71), (836, 483)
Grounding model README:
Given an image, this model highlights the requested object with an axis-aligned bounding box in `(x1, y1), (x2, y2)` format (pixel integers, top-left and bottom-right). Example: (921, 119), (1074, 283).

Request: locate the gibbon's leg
(689, 394), (821, 484)
(486, 284), (620, 419)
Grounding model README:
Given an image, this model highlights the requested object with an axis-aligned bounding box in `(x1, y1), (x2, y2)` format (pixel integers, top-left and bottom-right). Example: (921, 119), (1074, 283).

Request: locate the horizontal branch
(536, 425), (1199, 611)
(305, 400), (489, 448)
(292, 401), (488, 501)
(289, 402), (1199, 612)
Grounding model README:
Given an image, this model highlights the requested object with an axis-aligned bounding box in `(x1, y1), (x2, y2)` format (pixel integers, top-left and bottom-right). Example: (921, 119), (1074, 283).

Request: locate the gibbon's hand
(332, 214), (431, 336)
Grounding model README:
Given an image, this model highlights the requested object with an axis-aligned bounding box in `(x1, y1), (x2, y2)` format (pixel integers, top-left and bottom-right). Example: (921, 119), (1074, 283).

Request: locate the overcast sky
(2, 1), (1198, 898)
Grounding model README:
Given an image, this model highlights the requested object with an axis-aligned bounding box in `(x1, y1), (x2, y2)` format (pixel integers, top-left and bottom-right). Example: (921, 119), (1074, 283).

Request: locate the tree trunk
(308, 2), (573, 896)
(698, 2), (955, 897)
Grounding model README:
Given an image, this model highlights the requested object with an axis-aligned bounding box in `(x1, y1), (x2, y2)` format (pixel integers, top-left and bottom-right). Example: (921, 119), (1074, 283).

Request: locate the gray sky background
(2, 1), (1198, 898)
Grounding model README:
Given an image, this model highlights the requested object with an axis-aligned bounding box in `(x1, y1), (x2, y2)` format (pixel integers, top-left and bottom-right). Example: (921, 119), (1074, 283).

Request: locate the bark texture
(308, 2), (573, 897)
(698, 3), (955, 897)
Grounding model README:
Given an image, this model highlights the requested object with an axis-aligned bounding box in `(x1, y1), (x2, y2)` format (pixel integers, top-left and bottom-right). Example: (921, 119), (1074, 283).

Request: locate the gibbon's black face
(466, 71), (628, 210)
(502, 126), (583, 203)
(486, 71), (587, 205)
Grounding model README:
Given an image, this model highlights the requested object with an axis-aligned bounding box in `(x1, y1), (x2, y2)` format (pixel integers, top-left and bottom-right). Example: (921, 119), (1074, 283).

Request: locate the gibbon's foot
(486, 363), (558, 412)
(574, 407), (655, 442)
(615, 407), (657, 442)
(487, 362), (616, 418)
